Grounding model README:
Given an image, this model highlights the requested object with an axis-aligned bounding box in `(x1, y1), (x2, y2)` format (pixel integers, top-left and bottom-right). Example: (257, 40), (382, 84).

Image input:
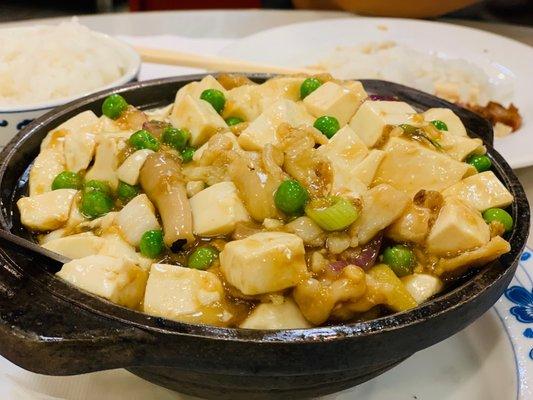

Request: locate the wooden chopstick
(134, 46), (322, 75)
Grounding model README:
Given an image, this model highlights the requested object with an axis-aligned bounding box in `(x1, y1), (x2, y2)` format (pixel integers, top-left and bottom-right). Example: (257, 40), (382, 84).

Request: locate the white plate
(1, 248), (532, 399)
(220, 17), (533, 169)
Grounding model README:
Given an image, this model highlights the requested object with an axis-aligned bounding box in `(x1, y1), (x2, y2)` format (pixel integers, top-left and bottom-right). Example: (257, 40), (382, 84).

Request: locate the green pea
(300, 78), (322, 99)
(430, 120), (448, 131)
(483, 208), (513, 232)
(140, 230), (165, 259)
(188, 246), (219, 270)
(466, 154), (492, 172)
(129, 129), (160, 151)
(225, 116), (244, 126)
(200, 89), (226, 113)
(117, 181), (139, 203)
(274, 180), (309, 215)
(51, 171), (82, 190)
(84, 180), (113, 196)
(102, 94), (128, 120)
(314, 116), (340, 139)
(162, 127), (190, 150)
(80, 190), (113, 219)
(181, 147), (195, 163)
(382, 245), (415, 277)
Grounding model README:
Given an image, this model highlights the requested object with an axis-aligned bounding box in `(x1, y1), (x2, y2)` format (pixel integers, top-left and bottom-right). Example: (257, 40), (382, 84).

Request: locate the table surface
(5, 9), (533, 247)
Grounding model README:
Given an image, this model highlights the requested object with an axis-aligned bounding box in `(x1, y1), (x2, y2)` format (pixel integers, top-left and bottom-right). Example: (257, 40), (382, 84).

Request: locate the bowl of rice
(0, 21), (140, 147)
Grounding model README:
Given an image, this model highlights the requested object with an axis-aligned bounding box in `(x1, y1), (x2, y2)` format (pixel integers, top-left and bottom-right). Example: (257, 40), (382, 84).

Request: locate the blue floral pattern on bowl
(506, 286), (533, 323)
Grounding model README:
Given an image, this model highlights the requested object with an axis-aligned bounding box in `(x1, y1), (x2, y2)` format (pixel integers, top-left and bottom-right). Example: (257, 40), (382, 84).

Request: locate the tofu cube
(426, 197), (490, 256)
(374, 137), (472, 196)
(17, 189), (77, 231)
(423, 108), (467, 137)
(42, 111), (99, 150)
(352, 149), (385, 186)
(29, 147), (65, 196)
(303, 81), (367, 126)
(190, 181), (250, 236)
(255, 76), (304, 108)
(317, 126), (369, 196)
(220, 232), (307, 295)
(143, 263), (231, 326)
(439, 132), (484, 161)
(43, 233), (104, 259)
(351, 184), (410, 245)
(349, 101), (416, 147)
(170, 94), (228, 147)
(238, 99), (314, 151)
(57, 255), (147, 308)
(401, 274), (443, 304)
(222, 84), (262, 121)
(85, 137), (119, 189)
(442, 171), (513, 211)
(116, 194), (160, 247)
(240, 299), (311, 329)
(173, 75), (226, 106)
(64, 131), (96, 172)
(117, 149), (154, 185)
(192, 132), (240, 162)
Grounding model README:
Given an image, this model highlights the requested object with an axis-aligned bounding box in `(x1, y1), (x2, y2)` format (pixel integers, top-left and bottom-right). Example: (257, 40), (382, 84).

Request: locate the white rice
(317, 41), (511, 105)
(0, 21), (129, 107)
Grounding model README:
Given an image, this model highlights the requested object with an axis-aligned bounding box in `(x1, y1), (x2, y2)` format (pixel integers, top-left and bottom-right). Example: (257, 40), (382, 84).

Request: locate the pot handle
(0, 247), (157, 375)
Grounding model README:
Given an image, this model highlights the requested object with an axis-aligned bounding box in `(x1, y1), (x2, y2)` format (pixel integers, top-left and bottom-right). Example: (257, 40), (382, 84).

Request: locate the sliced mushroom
(139, 152), (194, 249)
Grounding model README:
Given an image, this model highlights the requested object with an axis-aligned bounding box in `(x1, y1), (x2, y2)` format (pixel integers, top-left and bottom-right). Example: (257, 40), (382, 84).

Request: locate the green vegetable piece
(140, 230), (165, 259)
(305, 196), (359, 231)
(225, 116), (244, 126)
(400, 124), (443, 150)
(102, 94), (128, 120)
(181, 147), (195, 163)
(483, 208), (513, 232)
(84, 180), (112, 196)
(430, 120), (448, 131)
(188, 246), (219, 270)
(314, 116), (340, 139)
(274, 180), (309, 215)
(162, 127), (190, 150)
(382, 245), (416, 277)
(117, 181), (139, 203)
(129, 129), (160, 151)
(300, 77), (322, 99)
(200, 89), (226, 113)
(80, 190), (113, 219)
(466, 154), (492, 172)
(51, 171), (82, 190)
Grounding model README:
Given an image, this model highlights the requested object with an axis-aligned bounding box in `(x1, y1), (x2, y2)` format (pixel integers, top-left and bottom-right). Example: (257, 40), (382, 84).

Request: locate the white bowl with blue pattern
(0, 30), (140, 148)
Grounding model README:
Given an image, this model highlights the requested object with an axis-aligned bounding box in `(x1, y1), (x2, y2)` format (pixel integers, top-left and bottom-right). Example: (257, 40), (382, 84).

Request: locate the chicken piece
(285, 216), (326, 247)
(17, 189), (77, 231)
(349, 101), (416, 147)
(426, 197), (490, 256)
(139, 152), (194, 248)
(386, 203), (432, 244)
(192, 132), (240, 162)
(442, 171), (513, 211)
(117, 149), (154, 185)
(436, 236), (511, 277)
(143, 263), (232, 326)
(374, 137), (473, 196)
(303, 81), (367, 126)
(351, 184), (410, 245)
(64, 131), (96, 173)
(29, 146), (65, 196)
(293, 265), (367, 325)
(190, 181), (250, 236)
(115, 194), (161, 247)
(170, 94), (228, 147)
(240, 299), (311, 329)
(238, 99), (314, 151)
(57, 255), (147, 309)
(220, 232), (307, 295)
(401, 274), (443, 304)
(423, 108), (467, 137)
(43, 232), (104, 259)
(85, 137), (119, 190)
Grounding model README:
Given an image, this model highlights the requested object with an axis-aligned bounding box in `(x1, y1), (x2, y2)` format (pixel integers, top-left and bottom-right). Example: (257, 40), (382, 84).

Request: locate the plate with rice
(220, 17), (533, 169)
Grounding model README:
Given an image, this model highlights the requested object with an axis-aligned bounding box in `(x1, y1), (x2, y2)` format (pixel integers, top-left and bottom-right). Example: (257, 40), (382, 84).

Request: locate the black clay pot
(0, 75), (529, 400)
